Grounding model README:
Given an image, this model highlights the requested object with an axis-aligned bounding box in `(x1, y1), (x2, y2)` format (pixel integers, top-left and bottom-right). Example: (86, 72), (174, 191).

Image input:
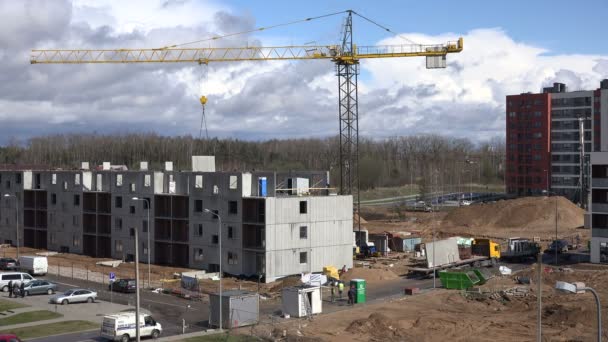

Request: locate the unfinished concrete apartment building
(0, 157), (353, 282)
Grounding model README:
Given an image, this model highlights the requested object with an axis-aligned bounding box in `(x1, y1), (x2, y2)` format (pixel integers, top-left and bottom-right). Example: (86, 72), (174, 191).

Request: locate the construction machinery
(501, 237), (541, 262)
(409, 237), (500, 276)
(29, 10), (463, 235)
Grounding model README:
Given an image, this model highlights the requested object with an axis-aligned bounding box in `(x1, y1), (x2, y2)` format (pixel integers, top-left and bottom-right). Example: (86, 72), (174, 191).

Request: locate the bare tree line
(0, 133), (505, 190)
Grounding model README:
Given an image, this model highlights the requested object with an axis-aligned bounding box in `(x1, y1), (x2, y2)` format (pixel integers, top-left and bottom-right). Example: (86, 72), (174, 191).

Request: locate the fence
(46, 262), (169, 289)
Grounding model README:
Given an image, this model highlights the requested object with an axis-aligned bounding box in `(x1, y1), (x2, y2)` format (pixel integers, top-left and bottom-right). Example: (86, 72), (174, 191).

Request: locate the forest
(0, 133), (505, 191)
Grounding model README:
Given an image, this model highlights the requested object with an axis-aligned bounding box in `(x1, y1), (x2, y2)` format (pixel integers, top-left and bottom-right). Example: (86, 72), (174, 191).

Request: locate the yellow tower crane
(30, 10), (463, 234)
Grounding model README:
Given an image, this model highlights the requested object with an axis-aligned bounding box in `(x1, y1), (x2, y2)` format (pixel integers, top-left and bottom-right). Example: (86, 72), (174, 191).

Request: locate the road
(361, 191), (507, 207)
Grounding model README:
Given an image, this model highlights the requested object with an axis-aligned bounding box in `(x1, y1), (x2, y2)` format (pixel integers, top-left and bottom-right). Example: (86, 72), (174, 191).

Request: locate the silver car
(49, 289), (97, 305)
(22, 280), (57, 296)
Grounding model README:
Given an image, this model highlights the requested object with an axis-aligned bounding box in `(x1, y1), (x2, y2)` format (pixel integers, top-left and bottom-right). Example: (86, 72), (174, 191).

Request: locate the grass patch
(184, 333), (261, 342)
(0, 299), (28, 312)
(0, 310), (62, 326)
(360, 185), (418, 201)
(0, 320), (98, 339)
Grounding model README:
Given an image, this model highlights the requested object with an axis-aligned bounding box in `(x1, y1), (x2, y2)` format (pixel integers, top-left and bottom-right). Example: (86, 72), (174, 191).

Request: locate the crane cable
(351, 11), (419, 45)
(160, 10), (349, 49)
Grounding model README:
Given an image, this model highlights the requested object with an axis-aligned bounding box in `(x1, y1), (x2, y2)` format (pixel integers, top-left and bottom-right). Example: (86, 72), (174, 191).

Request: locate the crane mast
(336, 11), (361, 228)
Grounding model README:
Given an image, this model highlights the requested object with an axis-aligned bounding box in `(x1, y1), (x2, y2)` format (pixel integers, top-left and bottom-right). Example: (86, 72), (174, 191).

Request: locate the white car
(460, 200), (472, 206)
(0, 272), (35, 292)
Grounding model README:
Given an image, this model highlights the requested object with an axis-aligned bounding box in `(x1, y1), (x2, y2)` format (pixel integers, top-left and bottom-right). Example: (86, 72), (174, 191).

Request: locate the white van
(101, 312), (162, 342)
(0, 272), (35, 291)
(18, 256), (48, 275)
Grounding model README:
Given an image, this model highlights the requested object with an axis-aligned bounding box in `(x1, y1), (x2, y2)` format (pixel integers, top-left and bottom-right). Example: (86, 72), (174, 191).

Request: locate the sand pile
(441, 196), (584, 239)
(346, 313), (404, 341)
(354, 213), (367, 225)
(340, 267), (398, 283)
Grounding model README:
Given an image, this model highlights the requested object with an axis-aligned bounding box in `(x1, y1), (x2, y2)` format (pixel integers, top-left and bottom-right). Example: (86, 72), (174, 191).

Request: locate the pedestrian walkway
(156, 328), (222, 341)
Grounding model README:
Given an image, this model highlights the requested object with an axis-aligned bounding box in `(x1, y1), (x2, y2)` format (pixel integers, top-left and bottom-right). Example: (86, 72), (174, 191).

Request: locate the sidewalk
(156, 329), (222, 341)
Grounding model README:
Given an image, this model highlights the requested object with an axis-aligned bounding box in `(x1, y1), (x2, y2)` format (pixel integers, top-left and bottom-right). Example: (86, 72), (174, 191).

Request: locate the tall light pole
(432, 169), (438, 289)
(204, 208), (222, 331)
(4, 194), (20, 259)
(132, 197), (151, 288)
(537, 252), (542, 342)
(466, 159), (480, 201)
(134, 228), (141, 342)
(556, 281), (601, 342)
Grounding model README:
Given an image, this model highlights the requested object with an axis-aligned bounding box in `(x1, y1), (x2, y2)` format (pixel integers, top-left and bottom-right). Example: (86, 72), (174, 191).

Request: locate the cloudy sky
(1, 0), (607, 144)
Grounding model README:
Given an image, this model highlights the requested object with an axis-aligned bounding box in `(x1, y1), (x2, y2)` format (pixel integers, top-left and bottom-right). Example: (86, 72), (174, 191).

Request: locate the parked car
(109, 279), (136, 293)
(0, 334), (21, 342)
(0, 273), (35, 292)
(17, 256), (48, 276)
(22, 280), (57, 296)
(460, 200), (472, 206)
(545, 239), (569, 254)
(49, 289), (97, 305)
(0, 258), (18, 271)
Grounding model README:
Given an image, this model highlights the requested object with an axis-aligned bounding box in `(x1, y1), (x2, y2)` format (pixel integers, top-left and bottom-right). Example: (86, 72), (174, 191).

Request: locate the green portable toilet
(350, 279), (366, 304)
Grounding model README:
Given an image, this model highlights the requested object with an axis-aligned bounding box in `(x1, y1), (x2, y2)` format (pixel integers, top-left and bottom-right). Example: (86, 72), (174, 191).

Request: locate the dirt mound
(341, 267), (398, 283)
(269, 276), (303, 293)
(346, 312), (404, 341)
(442, 196), (584, 238)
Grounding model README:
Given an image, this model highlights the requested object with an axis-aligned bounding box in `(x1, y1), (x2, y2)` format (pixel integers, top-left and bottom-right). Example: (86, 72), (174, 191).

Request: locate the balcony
(592, 203), (608, 213)
(593, 178), (608, 188)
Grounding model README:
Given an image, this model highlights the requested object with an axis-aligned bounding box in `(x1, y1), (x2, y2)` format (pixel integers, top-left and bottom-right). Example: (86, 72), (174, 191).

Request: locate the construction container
(281, 286), (322, 318)
(350, 279), (366, 303)
(438, 270), (481, 290)
(209, 290), (259, 328)
(369, 234), (389, 256)
(393, 236), (421, 252)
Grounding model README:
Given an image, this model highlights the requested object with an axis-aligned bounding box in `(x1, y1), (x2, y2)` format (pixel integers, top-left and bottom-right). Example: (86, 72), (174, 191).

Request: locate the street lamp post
(134, 228), (141, 342)
(432, 169), (439, 289)
(132, 197), (151, 288)
(556, 281), (602, 342)
(4, 194), (19, 259)
(204, 208), (222, 331)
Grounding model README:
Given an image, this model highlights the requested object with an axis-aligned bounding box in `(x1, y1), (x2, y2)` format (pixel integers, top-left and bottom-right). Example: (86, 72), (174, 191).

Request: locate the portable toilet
(258, 177), (267, 197)
(350, 279), (366, 304)
(281, 286), (322, 317)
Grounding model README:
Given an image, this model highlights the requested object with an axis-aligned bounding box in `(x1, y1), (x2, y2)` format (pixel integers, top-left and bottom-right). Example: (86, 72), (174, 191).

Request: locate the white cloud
(0, 2), (607, 144)
(72, 0), (228, 34)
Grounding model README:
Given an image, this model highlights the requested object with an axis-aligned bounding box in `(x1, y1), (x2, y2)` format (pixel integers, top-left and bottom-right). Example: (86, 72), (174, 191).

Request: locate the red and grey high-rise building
(506, 80), (608, 205)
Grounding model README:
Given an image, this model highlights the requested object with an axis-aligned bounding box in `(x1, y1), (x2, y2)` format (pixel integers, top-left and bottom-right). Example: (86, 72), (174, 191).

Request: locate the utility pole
(135, 229), (141, 342)
(132, 197), (151, 288)
(578, 116), (587, 209)
(537, 252), (542, 342)
(205, 209), (223, 331)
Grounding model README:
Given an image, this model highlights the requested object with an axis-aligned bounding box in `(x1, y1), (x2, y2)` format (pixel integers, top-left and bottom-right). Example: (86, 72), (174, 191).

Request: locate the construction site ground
(233, 195), (596, 341)
(240, 262), (608, 341)
(0, 195), (598, 341)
